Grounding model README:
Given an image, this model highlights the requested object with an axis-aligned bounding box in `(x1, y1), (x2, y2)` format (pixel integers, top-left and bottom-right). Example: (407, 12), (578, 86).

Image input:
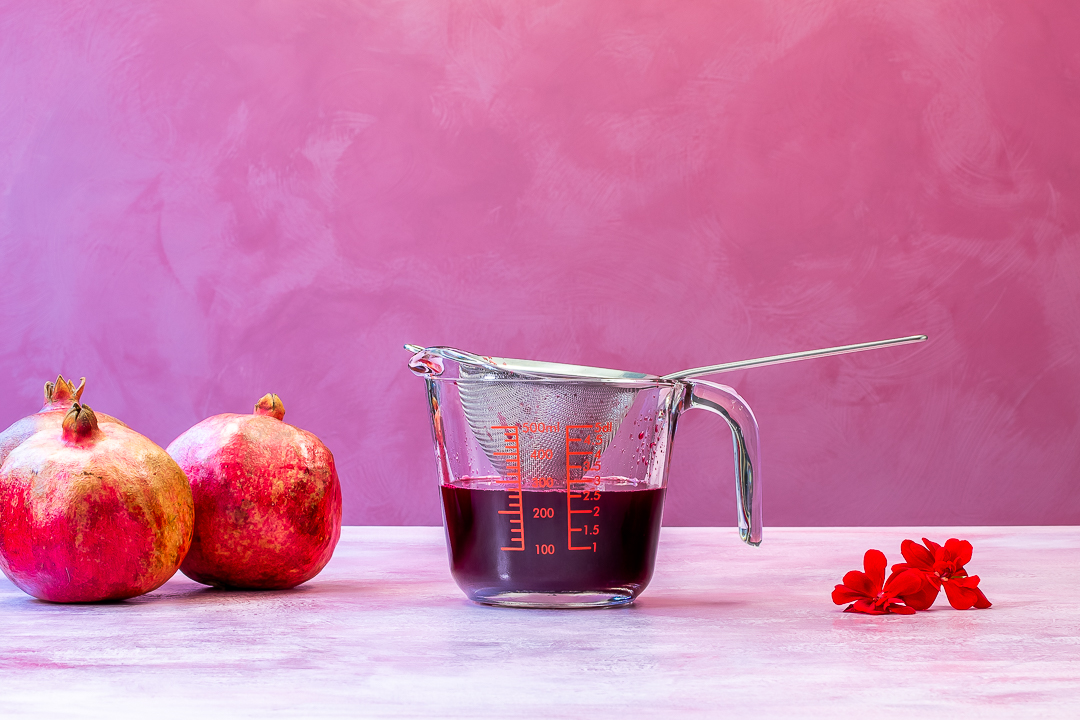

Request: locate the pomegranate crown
(44, 375), (86, 410)
(62, 403), (100, 443)
(254, 393), (285, 421)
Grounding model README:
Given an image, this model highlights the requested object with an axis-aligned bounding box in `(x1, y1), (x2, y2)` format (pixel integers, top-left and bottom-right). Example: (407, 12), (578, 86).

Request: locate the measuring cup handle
(683, 379), (762, 546)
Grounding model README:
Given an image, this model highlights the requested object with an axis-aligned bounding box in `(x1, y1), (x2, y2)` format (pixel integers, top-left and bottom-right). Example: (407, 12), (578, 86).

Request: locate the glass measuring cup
(410, 356), (761, 608)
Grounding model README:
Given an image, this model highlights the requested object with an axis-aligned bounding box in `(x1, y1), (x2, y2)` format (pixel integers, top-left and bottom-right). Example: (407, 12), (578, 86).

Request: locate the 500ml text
(520, 422), (561, 433)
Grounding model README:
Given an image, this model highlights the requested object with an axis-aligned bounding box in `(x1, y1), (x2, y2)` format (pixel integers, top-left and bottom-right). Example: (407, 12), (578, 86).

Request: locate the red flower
(890, 538), (992, 610)
(833, 549), (924, 615)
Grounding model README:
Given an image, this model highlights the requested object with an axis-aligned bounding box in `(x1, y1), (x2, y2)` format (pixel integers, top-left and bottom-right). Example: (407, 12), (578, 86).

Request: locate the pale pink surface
(1, 1), (1078, 525)
(0, 526), (1077, 717)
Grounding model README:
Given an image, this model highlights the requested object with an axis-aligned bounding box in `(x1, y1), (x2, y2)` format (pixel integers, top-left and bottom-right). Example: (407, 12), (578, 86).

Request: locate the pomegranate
(0, 374), (125, 467)
(167, 394), (342, 589)
(0, 404), (194, 602)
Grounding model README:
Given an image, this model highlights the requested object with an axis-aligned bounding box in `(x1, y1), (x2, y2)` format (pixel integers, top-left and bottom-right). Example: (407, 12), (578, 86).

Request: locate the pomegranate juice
(440, 477), (666, 606)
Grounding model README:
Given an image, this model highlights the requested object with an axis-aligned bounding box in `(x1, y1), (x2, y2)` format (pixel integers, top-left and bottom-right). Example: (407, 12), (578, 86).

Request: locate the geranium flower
(832, 549), (924, 615)
(891, 538), (991, 610)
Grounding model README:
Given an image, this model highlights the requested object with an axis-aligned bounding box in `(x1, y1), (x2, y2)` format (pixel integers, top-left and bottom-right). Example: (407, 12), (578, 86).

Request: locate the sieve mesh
(457, 363), (639, 482)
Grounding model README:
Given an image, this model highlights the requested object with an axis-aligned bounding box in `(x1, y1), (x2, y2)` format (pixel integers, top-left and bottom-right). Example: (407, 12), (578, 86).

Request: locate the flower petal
(897, 574), (941, 611)
(959, 575), (991, 608)
(942, 578), (977, 610)
(863, 549), (887, 591)
(846, 598), (886, 615)
(842, 571), (875, 598)
(900, 539), (935, 569)
(884, 569), (925, 598)
(832, 585), (865, 605)
(888, 604), (917, 615)
(921, 537), (943, 555)
(943, 538), (973, 567)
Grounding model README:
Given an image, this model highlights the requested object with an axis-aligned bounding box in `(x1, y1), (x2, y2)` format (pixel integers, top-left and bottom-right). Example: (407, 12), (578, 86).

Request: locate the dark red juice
(440, 477), (666, 605)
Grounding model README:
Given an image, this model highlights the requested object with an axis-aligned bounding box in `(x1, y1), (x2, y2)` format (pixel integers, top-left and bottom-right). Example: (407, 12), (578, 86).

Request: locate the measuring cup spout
(680, 380), (762, 545)
(407, 347), (446, 377)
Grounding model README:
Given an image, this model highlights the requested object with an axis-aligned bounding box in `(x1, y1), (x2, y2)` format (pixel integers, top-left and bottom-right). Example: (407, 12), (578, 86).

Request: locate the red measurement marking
(493, 425), (525, 551)
(520, 422), (561, 433)
(565, 425), (601, 552)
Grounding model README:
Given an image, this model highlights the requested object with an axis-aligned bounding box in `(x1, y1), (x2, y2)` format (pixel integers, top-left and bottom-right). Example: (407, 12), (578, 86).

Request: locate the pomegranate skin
(0, 375), (125, 468)
(0, 406), (194, 603)
(167, 395), (342, 590)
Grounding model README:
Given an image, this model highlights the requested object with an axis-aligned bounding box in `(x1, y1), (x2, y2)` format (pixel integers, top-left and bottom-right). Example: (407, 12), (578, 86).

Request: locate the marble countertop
(2, 526), (1078, 718)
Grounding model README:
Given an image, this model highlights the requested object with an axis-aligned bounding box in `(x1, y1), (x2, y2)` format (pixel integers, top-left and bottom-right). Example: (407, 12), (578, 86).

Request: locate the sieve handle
(682, 379), (762, 546)
(662, 334), (926, 380)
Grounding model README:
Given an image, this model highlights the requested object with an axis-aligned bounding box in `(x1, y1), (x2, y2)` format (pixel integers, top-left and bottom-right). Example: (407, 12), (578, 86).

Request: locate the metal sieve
(456, 363), (639, 481)
(406, 334), (926, 480)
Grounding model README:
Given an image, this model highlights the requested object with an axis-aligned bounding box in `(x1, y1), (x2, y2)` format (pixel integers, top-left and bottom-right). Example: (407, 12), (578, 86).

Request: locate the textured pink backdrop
(1, 0), (1078, 526)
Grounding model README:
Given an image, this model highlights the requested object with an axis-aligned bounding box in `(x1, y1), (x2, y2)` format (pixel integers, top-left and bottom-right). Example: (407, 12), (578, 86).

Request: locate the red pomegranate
(167, 394), (342, 589)
(0, 404), (193, 602)
(0, 374), (125, 467)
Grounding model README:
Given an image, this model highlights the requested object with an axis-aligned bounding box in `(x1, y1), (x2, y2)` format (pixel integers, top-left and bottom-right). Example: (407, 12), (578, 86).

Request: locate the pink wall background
(1, 0), (1078, 527)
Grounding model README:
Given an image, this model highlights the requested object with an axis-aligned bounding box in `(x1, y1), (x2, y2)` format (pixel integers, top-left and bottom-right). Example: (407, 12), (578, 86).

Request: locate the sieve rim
(422, 375), (678, 389)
